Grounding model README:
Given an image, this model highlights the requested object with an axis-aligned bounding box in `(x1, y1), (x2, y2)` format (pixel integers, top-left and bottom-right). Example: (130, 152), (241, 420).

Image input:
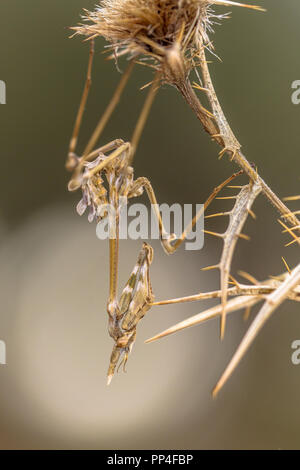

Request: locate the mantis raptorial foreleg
(68, 139), (126, 191)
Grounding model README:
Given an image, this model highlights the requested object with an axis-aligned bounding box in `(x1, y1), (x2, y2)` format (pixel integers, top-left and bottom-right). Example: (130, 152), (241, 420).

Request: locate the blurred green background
(0, 0), (300, 449)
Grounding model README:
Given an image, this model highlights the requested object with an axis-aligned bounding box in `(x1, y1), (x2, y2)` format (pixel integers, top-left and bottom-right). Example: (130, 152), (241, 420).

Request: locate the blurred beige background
(0, 0), (300, 449)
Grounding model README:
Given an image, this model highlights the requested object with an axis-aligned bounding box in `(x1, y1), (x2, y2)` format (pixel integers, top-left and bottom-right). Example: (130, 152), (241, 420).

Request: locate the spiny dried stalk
(147, 266), (300, 394)
(147, 254), (300, 394)
(146, 271), (300, 341)
(147, 296), (263, 342)
(69, 2), (300, 394)
(75, 1), (300, 230)
(213, 263), (300, 396)
(279, 205), (300, 248)
(73, 1), (300, 239)
(73, 0), (300, 227)
(204, 180), (261, 338)
(195, 40), (300, 231)
(152, 281), (300, 306)
(73, 2), (300, 230)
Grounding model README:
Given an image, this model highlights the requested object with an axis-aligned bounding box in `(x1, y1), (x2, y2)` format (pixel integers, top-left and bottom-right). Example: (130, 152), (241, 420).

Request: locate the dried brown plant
(67, 1), (300, 393)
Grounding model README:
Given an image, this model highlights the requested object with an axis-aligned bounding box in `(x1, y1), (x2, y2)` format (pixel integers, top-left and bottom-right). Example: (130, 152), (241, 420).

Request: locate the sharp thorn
(218, 148), (228, 159)
(243, 306), (252, 321)
(238, 233), (251, 241)
(285, 239), (299, 247)
(281, 210), (300, 218)
(140, 80), (154, 91)
(282, 257), (291, 275)
(282, 225), (300, 232)
(211, 2), (266, 13)
(216, 196), (237, 200)
(238, 270), (259, 285)
(230, 150), (237, 162)
(203, 230), (224, 239)
(247, 209), (257, 220)
(283, 195), (300, 201)
(203, 107), (214, 118)
(229, 274), (240, 288)
(201, 264), (220, 271)
(279, 220), (300, 246)
(205, 212), (230, 219)
(211, 133), (223, 138)
(220, 314), (226, 341)
(192, 82), (209, 92)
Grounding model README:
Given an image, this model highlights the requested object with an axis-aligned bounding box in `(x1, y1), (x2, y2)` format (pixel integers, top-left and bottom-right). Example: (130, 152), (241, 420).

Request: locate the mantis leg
(68, 140), (127, 191)
(129, 170), (243, 254)
(67, 42), (134, 170)
(82, 60), (135, 160)
(129, 72), (160, 165)
(67, 40), (95, 171)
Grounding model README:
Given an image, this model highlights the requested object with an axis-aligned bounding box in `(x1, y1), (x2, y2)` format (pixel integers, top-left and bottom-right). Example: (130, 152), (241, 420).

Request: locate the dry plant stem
(279, 220), (300, 247)
(71, 2), (300, 390)
(177, 79), (222, 145)
(218, 181), (261, 338)
(146, 294), (262, 344)
(146, 269), (300, 345)
(152, 283), (300, 305)
(239, 153), (300, 229)
(213, 263), (300, 396)
(178, 46), (300, 231)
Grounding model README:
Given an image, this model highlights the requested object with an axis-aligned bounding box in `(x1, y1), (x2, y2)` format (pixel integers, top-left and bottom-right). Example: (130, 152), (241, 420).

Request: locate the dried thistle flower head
(73, 0), (264, 84)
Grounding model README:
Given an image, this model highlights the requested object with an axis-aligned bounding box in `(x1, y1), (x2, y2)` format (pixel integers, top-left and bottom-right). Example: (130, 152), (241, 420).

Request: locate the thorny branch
(69, 1), (300, 394)
(204, 180), (262, 338)
(183, 44), (300, 231)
